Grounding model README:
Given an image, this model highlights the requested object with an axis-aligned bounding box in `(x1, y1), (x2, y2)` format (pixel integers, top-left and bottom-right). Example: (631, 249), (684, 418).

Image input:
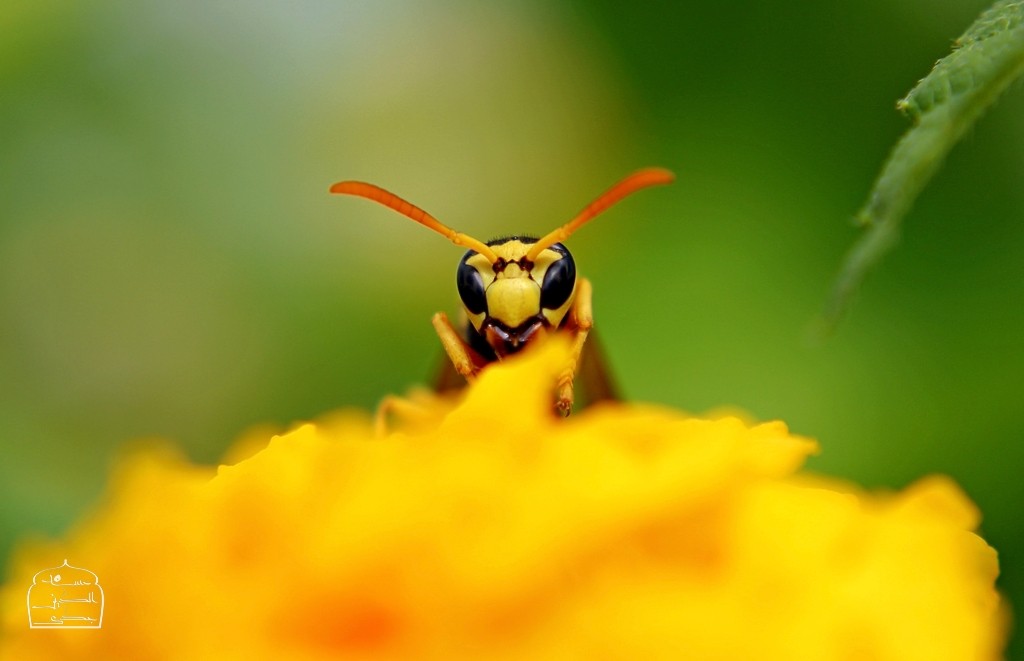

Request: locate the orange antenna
(330, 180), (499, 262)
(526, 167), (675, 261)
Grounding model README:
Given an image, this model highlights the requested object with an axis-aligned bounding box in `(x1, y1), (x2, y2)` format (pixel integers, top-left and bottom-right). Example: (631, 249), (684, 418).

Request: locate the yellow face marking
(462, 240), (576, 332)
(488, 240), (534, 264)
(486, 276), (541, 328)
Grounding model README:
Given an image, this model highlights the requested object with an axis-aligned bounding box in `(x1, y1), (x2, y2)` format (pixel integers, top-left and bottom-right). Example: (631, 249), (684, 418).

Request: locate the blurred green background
(2, 0), (1022, 654)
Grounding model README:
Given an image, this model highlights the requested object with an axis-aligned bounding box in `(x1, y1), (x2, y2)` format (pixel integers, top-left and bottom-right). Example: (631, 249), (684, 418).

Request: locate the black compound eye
(456, 255), (487, 315)
(540, 248), (576, 310)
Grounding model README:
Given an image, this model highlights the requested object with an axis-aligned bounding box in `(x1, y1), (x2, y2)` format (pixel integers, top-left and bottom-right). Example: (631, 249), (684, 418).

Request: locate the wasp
(330, 168), (673, 416)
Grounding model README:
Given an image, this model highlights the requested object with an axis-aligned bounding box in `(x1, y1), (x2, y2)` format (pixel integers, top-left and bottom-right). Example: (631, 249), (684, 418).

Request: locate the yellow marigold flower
(0, 339), (1006, 659)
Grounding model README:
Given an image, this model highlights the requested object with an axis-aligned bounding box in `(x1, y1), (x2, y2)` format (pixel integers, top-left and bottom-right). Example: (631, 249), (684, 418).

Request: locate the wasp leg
(375, 313), (484, 436)
(556, 277), (595, 416)
(432, 312), (486, 381)
(375, 388), (462, 437)
(374, 394), (434, 437)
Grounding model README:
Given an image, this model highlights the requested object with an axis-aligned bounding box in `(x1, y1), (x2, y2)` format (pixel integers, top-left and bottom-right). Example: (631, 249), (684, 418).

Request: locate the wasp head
(329, 167), (673, 359)
(456, 238), (576, 358)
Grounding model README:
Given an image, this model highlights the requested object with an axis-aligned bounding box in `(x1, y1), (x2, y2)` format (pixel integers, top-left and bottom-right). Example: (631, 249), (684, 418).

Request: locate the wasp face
(456, 238), (577, 359)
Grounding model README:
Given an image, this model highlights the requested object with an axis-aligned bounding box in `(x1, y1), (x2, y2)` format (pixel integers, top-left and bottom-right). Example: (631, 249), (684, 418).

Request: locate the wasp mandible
(330, 168), (673, 415)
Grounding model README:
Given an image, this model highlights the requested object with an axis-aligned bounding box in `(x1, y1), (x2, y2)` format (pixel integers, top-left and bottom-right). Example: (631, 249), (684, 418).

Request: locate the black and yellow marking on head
(456, 237), (576, 358)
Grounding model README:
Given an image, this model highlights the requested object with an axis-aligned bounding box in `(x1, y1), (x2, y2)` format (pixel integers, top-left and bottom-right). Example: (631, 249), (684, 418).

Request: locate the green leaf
(819, 0), (1024, 332)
